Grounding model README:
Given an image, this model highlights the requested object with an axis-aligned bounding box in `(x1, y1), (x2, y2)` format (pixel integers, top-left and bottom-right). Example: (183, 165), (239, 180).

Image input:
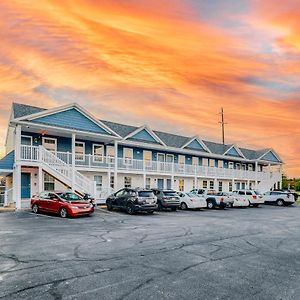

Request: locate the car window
(186, 192), (196, 198)
(115, 189), (125, 197)
(128, 190), (137, 197)
(39, 192), (50, 199)
(138, 191), (154, 197)
(60, 193), (83, 201)
(246, 191), (252, 195)
(163, 191), (177, 196)
(238, 191), (245, 195)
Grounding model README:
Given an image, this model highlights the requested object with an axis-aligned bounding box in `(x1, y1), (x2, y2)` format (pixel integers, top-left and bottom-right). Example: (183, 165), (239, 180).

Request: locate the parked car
(177, 192), (207, 210)
(263, 191), (295, 206)
(190, 189), (233, 209)
(273, 189), (298, 201)
(31, 191), (94, 218)
(152, 189), (180, 211)
(229, 193), (249, 207)
(83, 193), (96, 207)
(106, 188), (157, 214)
(232, 190), (264, 207)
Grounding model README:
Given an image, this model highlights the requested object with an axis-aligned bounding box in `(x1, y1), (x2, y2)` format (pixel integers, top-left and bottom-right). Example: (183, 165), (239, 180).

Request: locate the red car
(31, 191), (94, 218)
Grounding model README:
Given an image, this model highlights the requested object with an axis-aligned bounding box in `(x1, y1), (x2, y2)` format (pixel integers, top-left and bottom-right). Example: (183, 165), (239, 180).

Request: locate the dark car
(106, 188), (157, 214)
(31, 191), (94, 218)
(152, 189), (180, 211)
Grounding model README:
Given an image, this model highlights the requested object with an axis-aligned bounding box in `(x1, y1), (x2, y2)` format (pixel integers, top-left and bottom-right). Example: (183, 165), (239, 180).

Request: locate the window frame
(123, 148), (133, 165)
(42, 137), (57, 152)
(93, 144), (104, 163)
(74, 141), (85, 161)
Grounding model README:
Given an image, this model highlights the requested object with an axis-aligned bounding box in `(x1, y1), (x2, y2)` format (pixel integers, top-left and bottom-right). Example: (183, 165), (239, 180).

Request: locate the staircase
(39, 146), (96, 197)
(256, 172), (282, 193)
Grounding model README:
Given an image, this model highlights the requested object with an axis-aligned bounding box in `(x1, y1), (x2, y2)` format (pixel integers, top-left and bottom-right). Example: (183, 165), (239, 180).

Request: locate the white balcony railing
(19, 145), (273, 181)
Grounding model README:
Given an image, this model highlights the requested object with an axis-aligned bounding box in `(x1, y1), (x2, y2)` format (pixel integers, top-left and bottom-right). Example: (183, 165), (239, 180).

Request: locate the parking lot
(0, 204), (300, 300)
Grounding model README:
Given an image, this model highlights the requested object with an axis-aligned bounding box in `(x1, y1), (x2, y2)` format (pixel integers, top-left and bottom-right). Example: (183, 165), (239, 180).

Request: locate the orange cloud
(0, 0), (299, 176)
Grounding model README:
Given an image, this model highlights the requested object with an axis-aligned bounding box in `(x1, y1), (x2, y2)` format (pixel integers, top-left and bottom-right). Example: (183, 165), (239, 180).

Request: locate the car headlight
(70, 205), (78, 209)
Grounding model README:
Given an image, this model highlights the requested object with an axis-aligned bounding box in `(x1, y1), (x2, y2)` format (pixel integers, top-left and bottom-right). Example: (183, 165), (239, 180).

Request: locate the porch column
(171, 175), (175, 189)
(71, 133), (76, 192)
(247, 180), (250, 189)
(114, 141), (118, 191)
(13, 165), (21, 209)
(214, 178), (218, 190)
(143, 173), (146, 188)
(232, 179), (234, 191)
(255, 161), (258, 189)
(15, 125), (21, 162)
(38, 167), (43, 193)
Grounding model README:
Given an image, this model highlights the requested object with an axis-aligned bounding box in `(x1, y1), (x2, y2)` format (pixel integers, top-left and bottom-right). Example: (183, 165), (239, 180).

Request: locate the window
(110, 175), (114, 189)
(248, 164), (253, 171)
(93, 144), (104, 162)
(209, 159), (215, 167)
(94, 175), (102, 191)
(241, 182), (246, 189)
(144, 150), (152, 167)
(228, 162), (234, 169)
(75, 142), (85, 161)
(236, 163), (241, 170)
(166, 154), (174, 163)
(209, 180), (214, 189)
(218, 160), (224, 168)
(145, 177), (151, 189)
(242, 164), (246, 170)
(178, 155), (185, 165)
(123, 148), (133, 165)
(42, 137), (57, 152)
(179, 178), (184, 191)
(249, 182), (253, 189)
(106, 146), (115, 164)
(203, 180), (208, 189)
(124, 176), (132, 188)
(218, 181), (223, 192)
(229, 182), (233, 192)
(192, 157), (199, 166)
(202, 158), (209, 166)
(21, 135), (32, 146)
(44, 173), (55, 191)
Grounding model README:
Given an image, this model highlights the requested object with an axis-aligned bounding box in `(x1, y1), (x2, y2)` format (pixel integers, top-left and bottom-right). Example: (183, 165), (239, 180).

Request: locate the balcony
(19, 145), (272, 181)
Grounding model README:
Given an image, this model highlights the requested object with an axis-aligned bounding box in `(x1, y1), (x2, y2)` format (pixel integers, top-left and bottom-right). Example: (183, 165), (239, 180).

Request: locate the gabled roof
(10, 103), (282, 163)
(181, 136), (211, 153)
(124, 125), (166, 145)
(257, 149), (282, 163)
(223, 145), (246, 158)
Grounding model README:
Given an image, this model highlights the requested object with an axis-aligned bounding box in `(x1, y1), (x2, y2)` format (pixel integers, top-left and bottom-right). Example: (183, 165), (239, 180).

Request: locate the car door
(115, 189), (126, 207)
(38, 192), (50, 211)
(47, 193), (61, 213)
(264, 191), (271, 202)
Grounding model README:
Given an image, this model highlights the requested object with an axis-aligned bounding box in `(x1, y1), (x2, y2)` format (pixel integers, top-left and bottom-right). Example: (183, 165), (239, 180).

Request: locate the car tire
(253, 204), (259, 208)
(59, 207), (68, 218)
(106, 201), (113, 211)
(171, 207), (177, 212)
(230, 203), (234, 208)
(180, 202), (188, 210)
(126, 203), (135, 215)
(147, 211), (154, 214)
(248, 201), (251, 207)
(207, 201), (214, 209)
(276, 199), (284, 206)
(32, 204), (39, 214)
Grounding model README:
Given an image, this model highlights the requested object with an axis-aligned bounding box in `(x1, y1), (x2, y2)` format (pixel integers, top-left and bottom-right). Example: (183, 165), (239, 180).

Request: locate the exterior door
(166, 179), (172, 189)
(157, 179), (164, 189)
(157, 153), (165, 171)
(21, 173), (31, 199)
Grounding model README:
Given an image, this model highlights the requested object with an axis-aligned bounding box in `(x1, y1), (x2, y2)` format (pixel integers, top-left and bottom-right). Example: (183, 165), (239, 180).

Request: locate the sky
(0, 0), (299, 176)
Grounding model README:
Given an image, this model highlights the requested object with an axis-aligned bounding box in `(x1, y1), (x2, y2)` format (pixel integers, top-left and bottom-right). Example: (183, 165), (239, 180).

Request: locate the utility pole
(219, 107), (226, 145)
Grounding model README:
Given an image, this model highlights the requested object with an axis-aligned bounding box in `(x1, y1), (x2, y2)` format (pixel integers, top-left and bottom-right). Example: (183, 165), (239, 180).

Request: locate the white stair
(39, 146), (96, 197)
(256, 172), (282, 193)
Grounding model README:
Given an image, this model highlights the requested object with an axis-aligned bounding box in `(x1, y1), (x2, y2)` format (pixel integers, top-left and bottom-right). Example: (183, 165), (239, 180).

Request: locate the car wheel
(248, 201), (251, 207)
(253, 204), (259, 208)
(59, 207), (68, 218)
(147, 211), (154, 214)
(171, 207), (177, 212)
(106, 201), (113, 211)
(180, 202), (188, 210)
(230, 203), (234, 208)
(32, 204), (39, 214)
(126, 203), (135, 215)
(276, 199), (284, 207)
(207, 201), (214, 209)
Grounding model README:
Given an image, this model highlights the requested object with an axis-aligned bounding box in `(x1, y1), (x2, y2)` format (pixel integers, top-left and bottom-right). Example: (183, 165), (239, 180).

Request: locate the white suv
(232, 190), (264, 207)
(263, 191), (295, 206)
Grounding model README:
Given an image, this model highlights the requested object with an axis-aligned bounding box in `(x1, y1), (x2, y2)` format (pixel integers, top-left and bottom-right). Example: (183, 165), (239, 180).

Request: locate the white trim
(21, 135), (33, 146)
(124, 125), (166, 146)
(14, 103), (121, 138)
(181, 136), (211, 153)
(75, 141), (85, 161)
(223, 144), (246, 158)
(92, 144), (104, 163)
(42, 137), (57, 152)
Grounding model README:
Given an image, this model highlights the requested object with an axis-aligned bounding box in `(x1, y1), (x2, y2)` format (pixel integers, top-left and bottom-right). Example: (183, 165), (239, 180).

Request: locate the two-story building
(0, 102), (283, 208)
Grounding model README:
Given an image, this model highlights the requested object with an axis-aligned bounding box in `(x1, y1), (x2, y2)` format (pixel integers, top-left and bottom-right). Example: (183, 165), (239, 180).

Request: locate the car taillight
(220, 197), (224, 202)
(252, 195), (257, 199)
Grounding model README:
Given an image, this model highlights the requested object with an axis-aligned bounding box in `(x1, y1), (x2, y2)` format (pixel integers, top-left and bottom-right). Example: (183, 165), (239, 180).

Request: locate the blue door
(21, 173), (31, 199)
(157, 179), (164, 189)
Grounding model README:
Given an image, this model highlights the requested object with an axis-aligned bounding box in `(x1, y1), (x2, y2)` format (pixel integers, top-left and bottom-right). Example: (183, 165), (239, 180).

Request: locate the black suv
(152, 189), (180, 211)
(106, 188), (157, 214)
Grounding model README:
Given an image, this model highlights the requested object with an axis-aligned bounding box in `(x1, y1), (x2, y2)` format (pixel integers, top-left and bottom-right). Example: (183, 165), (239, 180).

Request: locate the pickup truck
(190, 189), (233, 209)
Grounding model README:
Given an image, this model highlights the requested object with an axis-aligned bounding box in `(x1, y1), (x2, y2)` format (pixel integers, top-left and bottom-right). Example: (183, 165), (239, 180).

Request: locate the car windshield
(163, 191), (177, 196)
(57, 192), (84, 201)
(186, 192), (197, 198)
(253, 191), (260, 195)
(138, 191), (154, 197)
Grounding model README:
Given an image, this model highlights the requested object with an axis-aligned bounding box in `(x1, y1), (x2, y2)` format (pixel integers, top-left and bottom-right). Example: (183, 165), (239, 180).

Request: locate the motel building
(0, 103), (283, 209)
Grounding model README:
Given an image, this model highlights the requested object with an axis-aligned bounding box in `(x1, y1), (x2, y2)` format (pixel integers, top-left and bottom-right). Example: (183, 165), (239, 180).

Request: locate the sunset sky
(0, 0), (299, 176)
